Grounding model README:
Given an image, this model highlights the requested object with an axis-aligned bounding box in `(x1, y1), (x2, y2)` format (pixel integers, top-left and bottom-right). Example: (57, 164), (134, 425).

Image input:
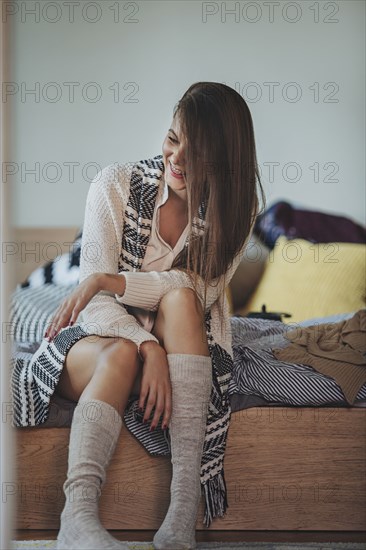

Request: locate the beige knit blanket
(272, 310), (366, 405)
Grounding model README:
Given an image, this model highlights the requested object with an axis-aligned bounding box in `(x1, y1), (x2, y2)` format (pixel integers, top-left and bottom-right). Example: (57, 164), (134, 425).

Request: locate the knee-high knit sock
(153, 353), (212, 550)
(56, 398), (128, 550)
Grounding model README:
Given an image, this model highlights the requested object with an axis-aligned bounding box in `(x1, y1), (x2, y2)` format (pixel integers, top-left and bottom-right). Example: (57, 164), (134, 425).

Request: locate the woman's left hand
(45, 273), (104, 341)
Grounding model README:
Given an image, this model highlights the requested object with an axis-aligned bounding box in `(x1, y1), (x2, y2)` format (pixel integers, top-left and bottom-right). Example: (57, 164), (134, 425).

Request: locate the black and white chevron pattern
(11, 325), (89, 427)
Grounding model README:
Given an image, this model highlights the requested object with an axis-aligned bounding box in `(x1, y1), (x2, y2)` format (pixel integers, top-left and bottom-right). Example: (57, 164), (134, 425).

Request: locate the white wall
(7, 0), (365, 227)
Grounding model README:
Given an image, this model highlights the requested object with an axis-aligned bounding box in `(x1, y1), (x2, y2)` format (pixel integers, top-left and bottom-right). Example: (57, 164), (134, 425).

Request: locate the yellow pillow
(239, 236), (366, 323)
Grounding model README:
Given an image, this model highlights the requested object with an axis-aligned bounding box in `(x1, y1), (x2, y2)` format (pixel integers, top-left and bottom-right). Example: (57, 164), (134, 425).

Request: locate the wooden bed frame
(11, 228), (366, 543)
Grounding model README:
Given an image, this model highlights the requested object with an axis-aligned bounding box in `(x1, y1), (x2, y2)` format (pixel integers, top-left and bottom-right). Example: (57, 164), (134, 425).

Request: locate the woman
(41, 81), (265, 550)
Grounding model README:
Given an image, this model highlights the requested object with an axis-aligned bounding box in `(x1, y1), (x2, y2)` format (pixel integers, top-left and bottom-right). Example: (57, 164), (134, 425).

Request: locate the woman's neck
(167, 184), (188, 212)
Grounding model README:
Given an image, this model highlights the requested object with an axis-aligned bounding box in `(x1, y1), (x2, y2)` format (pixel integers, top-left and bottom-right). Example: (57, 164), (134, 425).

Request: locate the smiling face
(162, 115), (187, 192)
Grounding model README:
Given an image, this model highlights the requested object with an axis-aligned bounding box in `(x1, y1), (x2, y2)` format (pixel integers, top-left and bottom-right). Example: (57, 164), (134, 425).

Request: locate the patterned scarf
(118, 155), (234, 527)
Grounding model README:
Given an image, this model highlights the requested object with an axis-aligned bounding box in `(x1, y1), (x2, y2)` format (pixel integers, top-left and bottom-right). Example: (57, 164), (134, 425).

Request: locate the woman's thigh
(55, 335), (142, 402)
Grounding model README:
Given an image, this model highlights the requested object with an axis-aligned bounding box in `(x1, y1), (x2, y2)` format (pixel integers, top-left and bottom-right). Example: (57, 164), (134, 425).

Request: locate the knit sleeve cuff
(115, 271), (163, 311)
(136, 335), (160, 357)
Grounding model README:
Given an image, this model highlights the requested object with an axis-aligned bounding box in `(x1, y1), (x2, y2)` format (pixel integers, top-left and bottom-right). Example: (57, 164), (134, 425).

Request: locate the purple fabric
(254, 201), (366, 249)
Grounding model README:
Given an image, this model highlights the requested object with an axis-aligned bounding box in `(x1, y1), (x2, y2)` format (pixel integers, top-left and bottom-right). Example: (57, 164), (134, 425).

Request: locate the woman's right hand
(138, 342), (172, 431)
(45, 273), (104, 341)
(45, 272), (126, 341)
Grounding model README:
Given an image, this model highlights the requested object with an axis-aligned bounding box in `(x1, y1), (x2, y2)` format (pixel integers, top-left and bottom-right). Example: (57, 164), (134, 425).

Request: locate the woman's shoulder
(92, 155), (164, 198)
(91, 161), (133, 199)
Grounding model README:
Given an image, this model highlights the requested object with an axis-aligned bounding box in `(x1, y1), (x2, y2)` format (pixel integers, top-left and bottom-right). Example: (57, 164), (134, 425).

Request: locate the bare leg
(151, 288), (212, 550)
(55, 336), (142, 550)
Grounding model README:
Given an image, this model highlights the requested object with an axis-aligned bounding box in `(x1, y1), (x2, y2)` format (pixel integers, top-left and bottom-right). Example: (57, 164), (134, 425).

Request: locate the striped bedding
(8, 284), (366, 429)
(229, 314), (366, 410)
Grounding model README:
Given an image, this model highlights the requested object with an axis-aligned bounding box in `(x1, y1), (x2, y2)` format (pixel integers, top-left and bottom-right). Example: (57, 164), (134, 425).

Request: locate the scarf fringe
(202, 469), (229, 527)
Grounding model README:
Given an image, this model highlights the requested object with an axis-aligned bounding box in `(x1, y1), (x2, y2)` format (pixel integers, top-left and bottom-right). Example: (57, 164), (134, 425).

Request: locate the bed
(9, 205), (366, 544)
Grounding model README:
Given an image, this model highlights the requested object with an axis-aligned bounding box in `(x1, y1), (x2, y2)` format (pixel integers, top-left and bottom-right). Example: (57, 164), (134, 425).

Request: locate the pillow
(254, 200), (366, 249)
(238, 236), (366, 323)
(20, 228), (82, 288)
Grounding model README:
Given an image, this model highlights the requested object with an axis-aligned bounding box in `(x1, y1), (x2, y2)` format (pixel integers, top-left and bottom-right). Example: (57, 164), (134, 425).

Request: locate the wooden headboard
(11, 227), (80, 288)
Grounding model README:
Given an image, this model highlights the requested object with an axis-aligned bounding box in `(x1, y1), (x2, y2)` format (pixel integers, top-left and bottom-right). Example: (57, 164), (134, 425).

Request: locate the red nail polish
(150, 426), (155, 432)
(162, 424), (167, 430)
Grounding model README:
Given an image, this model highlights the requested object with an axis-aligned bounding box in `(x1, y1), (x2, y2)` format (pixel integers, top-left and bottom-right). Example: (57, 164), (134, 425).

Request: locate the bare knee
(56, 337), (140, 402)
(159, 287), (204, 320)
(79, 339), (142, 414)
(154, 288), (209, 355)
(95, 339), (140, 377)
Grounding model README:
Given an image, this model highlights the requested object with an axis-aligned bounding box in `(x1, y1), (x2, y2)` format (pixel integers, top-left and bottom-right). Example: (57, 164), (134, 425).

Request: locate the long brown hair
(168, 82), (266, 318)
